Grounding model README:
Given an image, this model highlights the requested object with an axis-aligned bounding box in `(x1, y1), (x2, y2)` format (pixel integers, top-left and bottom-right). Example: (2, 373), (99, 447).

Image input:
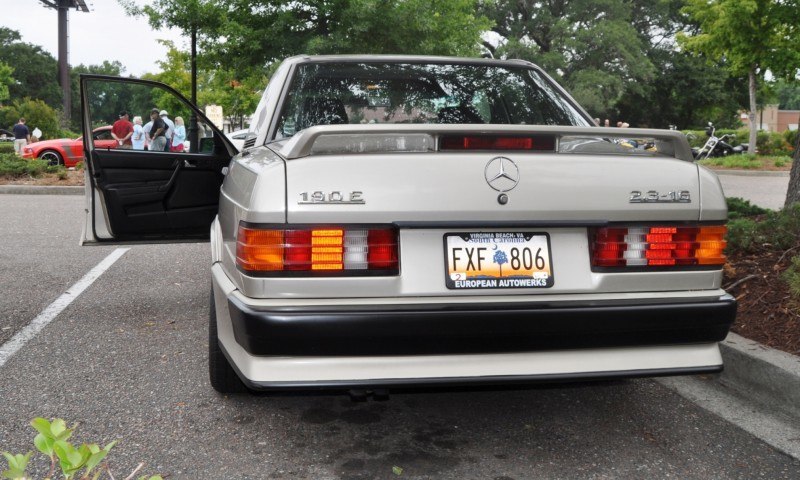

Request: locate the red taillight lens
(440, 135), (556, 151)
(236, 224), (399, 275)
(590, 225), (727, 268)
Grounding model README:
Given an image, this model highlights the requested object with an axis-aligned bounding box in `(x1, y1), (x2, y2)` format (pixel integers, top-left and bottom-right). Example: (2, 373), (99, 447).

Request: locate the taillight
(439, 135), (556, 151)
(236, 224), (399, 275)
(590, 225), (727, 268)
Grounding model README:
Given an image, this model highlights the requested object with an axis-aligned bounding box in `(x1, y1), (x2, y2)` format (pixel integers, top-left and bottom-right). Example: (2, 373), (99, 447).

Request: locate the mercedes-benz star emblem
(484, 157), (520, 192)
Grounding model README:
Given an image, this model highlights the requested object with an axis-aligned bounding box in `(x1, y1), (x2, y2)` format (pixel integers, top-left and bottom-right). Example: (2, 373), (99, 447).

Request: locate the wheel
(208, 288), (249, 393)
(39, 150), (63, 166)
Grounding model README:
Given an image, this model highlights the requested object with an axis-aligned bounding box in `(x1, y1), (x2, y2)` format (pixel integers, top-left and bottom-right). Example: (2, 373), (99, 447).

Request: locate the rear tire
(39, 150), (63, 166)
(209, 288), (249, 393)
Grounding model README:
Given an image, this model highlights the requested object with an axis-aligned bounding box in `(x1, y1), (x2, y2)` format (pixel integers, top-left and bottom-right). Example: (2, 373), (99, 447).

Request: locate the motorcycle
(692, 122), (746, 160)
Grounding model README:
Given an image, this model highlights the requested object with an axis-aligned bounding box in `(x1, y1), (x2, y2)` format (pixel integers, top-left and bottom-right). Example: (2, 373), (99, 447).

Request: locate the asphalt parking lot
(717, 171), (790, 210)
(1, 194), (799, 479)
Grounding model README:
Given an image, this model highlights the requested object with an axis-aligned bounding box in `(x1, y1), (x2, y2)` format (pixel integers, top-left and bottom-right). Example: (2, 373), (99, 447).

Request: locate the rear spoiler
(278, 124), (694, 162)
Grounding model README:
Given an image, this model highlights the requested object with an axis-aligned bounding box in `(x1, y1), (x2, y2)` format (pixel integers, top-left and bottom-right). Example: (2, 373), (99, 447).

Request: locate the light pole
(38, 1), (89, 121)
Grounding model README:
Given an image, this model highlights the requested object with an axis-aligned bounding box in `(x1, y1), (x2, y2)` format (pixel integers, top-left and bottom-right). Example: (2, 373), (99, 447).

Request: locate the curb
(712, 169), (790, 177)
(718, 333), (800, 418)
(0, 185), (83, 195)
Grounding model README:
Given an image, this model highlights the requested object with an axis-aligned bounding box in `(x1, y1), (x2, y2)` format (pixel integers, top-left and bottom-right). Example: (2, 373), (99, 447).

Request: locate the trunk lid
(278, 125), (700, 224)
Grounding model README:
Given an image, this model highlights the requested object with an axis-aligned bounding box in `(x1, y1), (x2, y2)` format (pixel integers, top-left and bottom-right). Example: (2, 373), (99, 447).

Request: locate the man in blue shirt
(12, 118), (30, 156)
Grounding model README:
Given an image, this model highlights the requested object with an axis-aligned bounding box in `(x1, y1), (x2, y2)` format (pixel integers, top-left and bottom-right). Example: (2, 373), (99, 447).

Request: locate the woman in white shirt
(171, 116), (187, 152)
(131, 116), (146, 150)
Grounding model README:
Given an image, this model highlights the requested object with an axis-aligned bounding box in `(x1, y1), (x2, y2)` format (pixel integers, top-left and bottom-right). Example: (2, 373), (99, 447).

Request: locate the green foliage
(773, 79), (800, 110)
(0, 143), (13, 154)
(0, 153), (64, 178)
(782, 255), (800, 301)
(124, 0), (489, 73)
(0, 61), (13, 103)
(1, 418), (163, 480)
(726, 196), (769, 219)
(308, 0), (491, 57)
(481, 0), (656, 118)
(774, 157), (790, 168)
(69, 61), (126, 129)
(756, 130), (794, 156)
(1, 452), (31, 480)
(782, 129), (798, 152)
(726, 203), (800, 253)
(685, 128), (795, 157)
(679, 0), (800, 80)
(698, 154), (761, 169)
(679, 0), (800, 158)
(140, 41), (264, 129)
(0, 98), (60, 140)
(616, 52), (746, 129)
(0, 28), (62, 110)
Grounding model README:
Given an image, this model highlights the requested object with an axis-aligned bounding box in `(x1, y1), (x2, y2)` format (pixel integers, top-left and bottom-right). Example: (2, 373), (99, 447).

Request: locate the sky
(1, 0), (185, 76)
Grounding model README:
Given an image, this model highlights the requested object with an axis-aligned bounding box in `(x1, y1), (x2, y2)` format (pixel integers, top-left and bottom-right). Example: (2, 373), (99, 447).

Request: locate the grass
(698, 154), (792, 170)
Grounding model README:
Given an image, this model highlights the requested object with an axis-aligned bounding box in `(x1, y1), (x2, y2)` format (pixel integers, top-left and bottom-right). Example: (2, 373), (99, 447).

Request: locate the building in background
(742, 105), (800, 132)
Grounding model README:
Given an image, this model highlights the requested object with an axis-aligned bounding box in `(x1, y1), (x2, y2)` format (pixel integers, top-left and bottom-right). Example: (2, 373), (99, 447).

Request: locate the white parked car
(79, 56), (735, 394)
(226, 128), (256, 150)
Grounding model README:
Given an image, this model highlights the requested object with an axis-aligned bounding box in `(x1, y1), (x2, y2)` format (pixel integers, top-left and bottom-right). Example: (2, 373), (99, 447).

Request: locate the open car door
(79, 75), (237, 244)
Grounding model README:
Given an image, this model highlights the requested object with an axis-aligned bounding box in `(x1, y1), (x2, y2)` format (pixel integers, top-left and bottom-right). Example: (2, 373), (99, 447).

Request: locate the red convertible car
(22, 126), (116, 167)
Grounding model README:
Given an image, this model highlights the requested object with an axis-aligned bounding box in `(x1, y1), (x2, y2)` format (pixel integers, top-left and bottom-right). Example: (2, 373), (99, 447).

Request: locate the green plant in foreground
(0, 154), (48, 178)
(783, 256), (800, 302)
(1, 453), (31, 480)
(726, 197), (769, 220)
(1, 418), (162, 480)
(726, 203), (800, 254)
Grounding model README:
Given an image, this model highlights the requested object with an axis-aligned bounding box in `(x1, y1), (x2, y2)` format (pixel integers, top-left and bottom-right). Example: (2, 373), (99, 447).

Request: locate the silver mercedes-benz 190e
(79, 55), (735, 393)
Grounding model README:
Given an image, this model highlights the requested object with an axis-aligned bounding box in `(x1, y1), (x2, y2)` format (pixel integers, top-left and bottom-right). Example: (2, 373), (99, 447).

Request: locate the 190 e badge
(298, 191), (365, 205)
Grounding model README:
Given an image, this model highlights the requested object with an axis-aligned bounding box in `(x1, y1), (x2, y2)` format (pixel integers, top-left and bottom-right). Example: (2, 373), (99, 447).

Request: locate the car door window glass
(83, 78), (221, 154)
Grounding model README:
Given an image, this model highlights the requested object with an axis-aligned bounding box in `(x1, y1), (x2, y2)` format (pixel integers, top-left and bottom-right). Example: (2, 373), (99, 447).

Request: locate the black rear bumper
(227, 294), (736, 357)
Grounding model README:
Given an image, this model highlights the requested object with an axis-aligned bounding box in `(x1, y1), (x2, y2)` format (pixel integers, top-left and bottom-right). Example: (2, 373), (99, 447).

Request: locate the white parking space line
(0, 248), (129, 368)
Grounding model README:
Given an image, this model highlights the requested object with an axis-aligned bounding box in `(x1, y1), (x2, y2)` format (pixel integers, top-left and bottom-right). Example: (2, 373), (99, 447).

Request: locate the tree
(0, 61), (13, 104)
(140, 41), (264, 130)
(679, 0), (800, 155)
(0, 28), (61, 110)
(772, 78), (800, 110)
(120, 0), (490, 74)
(0, 98), (60, 140)
(69, 61), (126, 128)
(479, 0), (656, 119)
(615, 50), (747, 129)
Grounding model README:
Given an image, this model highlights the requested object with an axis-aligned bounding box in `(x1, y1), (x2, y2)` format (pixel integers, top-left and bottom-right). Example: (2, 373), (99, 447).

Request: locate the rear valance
(278, 125), (694, 161)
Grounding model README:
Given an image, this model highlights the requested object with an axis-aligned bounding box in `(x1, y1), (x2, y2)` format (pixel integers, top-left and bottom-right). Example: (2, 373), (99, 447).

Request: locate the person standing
(159, 110), (175, 152)
(142, 117), (153, 150)
(171, 116), (186, 152)
(111, 111), (134, 149)
(12, 118), (30, 156)
(131, 116), (146, 150)
(148, 108), (167, 152)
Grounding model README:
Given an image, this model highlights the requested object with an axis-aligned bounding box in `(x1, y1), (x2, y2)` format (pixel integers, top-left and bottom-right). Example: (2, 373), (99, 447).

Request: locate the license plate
(444, 232), (554, 289)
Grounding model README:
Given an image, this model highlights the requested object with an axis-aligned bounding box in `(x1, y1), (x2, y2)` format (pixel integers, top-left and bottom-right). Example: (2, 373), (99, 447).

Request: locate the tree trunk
(747, 69), (757, 155)
(785, 111), (800, 208)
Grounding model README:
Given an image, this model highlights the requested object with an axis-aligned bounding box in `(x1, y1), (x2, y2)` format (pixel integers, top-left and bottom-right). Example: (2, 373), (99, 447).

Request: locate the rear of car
(208, 57), (735, 392)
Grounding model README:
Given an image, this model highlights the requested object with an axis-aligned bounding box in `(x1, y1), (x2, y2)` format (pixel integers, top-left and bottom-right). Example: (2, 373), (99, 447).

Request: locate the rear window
(275, 62), (590, 138)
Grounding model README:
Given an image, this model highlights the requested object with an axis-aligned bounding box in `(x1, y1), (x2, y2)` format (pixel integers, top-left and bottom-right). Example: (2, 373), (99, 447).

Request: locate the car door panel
(80, 75), (236, 243)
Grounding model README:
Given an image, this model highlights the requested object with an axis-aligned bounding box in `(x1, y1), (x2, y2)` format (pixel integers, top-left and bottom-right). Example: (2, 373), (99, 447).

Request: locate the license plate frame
(444, 232), (554, 290)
